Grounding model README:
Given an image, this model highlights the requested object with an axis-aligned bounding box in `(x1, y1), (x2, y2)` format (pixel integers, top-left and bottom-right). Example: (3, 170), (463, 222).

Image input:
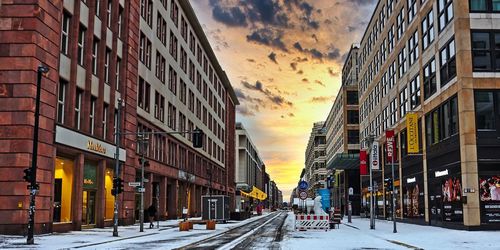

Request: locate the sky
(189, 0), (377, 201)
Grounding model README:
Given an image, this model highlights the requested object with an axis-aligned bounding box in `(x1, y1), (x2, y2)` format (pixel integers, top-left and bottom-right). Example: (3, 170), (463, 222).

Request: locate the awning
(240, 186), (267, 201)
(327, 153), (360, 170)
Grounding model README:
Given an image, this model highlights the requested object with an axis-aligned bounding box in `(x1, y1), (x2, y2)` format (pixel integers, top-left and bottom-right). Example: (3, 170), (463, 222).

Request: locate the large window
(470, 0), (500, 12)
(398, 47), (407, 78)
(89, 97), (96, 135)
(423, 57), (437, 99)
(140, 0), (153, 27)
(138, 77), (150, 112)
(388, 25), (395, 53)
(425, 96), (458, 146)
(400, 86), (408, 119)
(348, 130), (359, 144)
(438, 0), (454, 32)
(168, 66), (177, 95)
(408, 30), (419, 66)
(169, 31), (178, 61)
(422, 10), (435, 51)
(347, 110), (359, 124)
(104, 49), (111, 84)
(471, 31), (500, 71)
(397, 8), (405, 40)
(347, 91), (358, 105)
(407, 0), (417, 24)
(475, 91), (496, 130)
(53, 157), (74, 223)
(92, 37), (99, 75)
(409, 74), (421, 109)
(61, 13), (71, 55)
(75, 89), (82, 130)
(57, 79), (67, 124)
(77, 25), (85, 65)
(104, 168), (114, 220)
(440, 38), (456, 86)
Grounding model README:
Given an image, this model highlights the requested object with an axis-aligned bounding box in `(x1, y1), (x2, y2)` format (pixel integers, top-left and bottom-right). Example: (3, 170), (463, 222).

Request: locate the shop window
(54, 157), (74, 223)
(475, 91), (496, 130)
(470, 0), (500, 12)
(440, 38), (457, 86)
(425, 96), (458, 146)
(104, 168), (115, 220)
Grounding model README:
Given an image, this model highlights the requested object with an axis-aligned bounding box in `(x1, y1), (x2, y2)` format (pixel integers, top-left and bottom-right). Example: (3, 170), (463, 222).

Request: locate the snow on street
(281, 212), (500, 250)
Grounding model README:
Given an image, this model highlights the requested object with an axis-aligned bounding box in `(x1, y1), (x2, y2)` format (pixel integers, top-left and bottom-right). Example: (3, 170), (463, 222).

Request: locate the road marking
(386, 240), (423, 250)
(217, 212), (283, 250)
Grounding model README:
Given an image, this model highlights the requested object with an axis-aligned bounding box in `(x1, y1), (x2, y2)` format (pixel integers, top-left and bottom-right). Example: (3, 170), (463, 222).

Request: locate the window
(399, 46), (407, 78)
(423, 58), (437, 99)
(387, 0), (395, 17)
(409, 74), (421, 109)
(92, 37), (99, 75)
(408, 0), (417, 23)
(397, 8), (405, 40)
(95, 0), (100, 17)
(181, 16), (188, 41)
(154, 91), (165, 122)
(168, 102), (176, 129)
(89, 97), (96, 135)
(471, 31), (500, 71)
(118, 7), (123, 38)
(189, 31), (196, 53)
(103, 104), (108, 140)
(155, 51), (166, 82)
(180, 47), (187, 72)
(347, 110), (359, 124)
(400, 86), (408, 118)
(347, 130), (359, 144)
(139, 33), (152, 68)
(390, 98), (398, 125)
(75, 89), (82, 130)
(156, 13), (167, 45)
(169, 31), (178, 60)
(104, 49), (111, 84)
(425, 96), (458, 145)
(388, 25), (395, 53)
(61, 13), (71, 55)
(140, 0), (153, 26)
(347, 91), (358, 105)
(440, 38), (456, 86)
(168, 66), (177, 94)
(114, 109), (118, 143)
(475, 91), (496, 130)
(115, 58), (121, 91)
(57, 79), (67, 124)
(77, 25), (85, 65)
(180, 80), (186, 104)
(106, 0), (112, 28)
(470, 0), (500, 12)
(438, 0), (453, 32)
(138, 77), (150, 112)
(408, 30), (419, 66)
(422, 10), (435, 51)
(170, 0), (179, 26)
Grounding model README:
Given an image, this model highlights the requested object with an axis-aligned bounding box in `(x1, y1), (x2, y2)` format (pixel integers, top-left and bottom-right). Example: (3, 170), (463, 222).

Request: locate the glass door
(82, 190), (96, 225)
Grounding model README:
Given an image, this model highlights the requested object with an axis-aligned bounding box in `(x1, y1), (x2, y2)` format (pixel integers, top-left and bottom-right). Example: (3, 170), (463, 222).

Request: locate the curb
(386, 239), (423, 250)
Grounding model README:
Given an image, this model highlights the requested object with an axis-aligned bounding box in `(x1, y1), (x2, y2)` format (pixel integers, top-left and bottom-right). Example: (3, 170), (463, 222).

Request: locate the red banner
(360, 150), (367, 175)
(386, 130), (395, 163)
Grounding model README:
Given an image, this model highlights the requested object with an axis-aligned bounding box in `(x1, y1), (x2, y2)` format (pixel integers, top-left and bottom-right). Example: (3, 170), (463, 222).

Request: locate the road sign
(299, 191), (308, 200)
(128, 182), (141, 187)
(298, 181), (309, 190)
(348, 187), (354, 195)
(137, 188), (145, 193)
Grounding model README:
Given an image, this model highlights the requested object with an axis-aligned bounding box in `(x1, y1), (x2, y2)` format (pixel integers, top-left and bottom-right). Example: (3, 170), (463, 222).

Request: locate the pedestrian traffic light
(192, 129), (204, 148)
(384, 178), (393, 191)
(112, 177), (124, 196)
(23, 168), (34, 183)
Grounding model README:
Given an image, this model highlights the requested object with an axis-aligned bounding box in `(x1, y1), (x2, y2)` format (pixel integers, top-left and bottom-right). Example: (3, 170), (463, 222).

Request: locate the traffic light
(138, 158), (150, 167)
(384, 178), (393, 191)
(192, 129), (204, 148)
(23, 168), (34, 183)
(112, 177), (124, 196)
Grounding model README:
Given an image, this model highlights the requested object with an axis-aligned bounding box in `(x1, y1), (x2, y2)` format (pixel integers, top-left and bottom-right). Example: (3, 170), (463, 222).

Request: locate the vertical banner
(406, 113), (419, 153)
(371, 141), (380, 170)
(360, 150), (367, 175)
(386, 130), (395, 162)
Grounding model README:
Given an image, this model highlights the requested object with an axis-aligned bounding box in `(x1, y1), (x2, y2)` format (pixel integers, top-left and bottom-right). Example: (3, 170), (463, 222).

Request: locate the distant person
(147, 203), (157, 228)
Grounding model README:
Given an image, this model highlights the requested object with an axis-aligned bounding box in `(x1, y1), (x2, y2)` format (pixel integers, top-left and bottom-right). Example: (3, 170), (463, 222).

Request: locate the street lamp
(26, 65), (49, 245)
(138, 133), (149, 232)
(363, 134), (376, 230)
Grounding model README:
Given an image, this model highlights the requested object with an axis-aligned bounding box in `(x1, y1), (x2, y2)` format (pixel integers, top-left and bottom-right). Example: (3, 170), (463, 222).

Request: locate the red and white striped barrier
(295, 214), (330, 231)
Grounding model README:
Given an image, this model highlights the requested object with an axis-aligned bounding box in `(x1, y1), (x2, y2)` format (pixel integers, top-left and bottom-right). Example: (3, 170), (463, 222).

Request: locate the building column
(421, 115), (430, 224)
(159, 176), (167, 220)
(95, 160), (106, 228)
(72, 153), (84, 231)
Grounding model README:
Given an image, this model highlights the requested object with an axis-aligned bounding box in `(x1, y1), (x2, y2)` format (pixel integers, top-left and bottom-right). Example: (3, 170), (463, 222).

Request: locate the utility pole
(139, 132), (147, 232)
(26, 65), (49, 245)
(112, 98), (123, 237)
(391, 153), (397, 233)
(366, 134), (375, 230)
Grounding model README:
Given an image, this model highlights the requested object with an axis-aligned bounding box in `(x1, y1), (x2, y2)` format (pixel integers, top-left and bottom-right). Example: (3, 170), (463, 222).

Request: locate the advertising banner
(441, 177), (463, 222)
(406, 113), (419, 154)
(371, 141), (379, 170)
(318, 188), (331, 212)
(386, 130), (395, 163)
(479, 176), (500, 223)
(360, 150), (367, 175)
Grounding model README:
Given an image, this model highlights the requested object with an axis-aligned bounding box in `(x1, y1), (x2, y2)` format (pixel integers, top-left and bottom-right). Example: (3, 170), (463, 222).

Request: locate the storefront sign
(386, 130), (395, 163)
(55, 125), (126, 161)
(479, 175), (500, 223)
(406, 113), (419, 154)
(83, 163), (97, 189)
(435, 169), (449, 177)
(407, 177), (416, 184)
(371, 141), (379, 170)
(360, 150), (368, 175)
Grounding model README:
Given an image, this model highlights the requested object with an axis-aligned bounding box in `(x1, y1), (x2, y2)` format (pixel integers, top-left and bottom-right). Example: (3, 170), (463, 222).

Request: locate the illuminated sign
(87, 140), (107, 154)
(371, 141), (379, 170)
(407, 177), (416, 184)
(406, 113), (419, 154)
(435, 169), (449, 177)
(83, 179), (94, 185)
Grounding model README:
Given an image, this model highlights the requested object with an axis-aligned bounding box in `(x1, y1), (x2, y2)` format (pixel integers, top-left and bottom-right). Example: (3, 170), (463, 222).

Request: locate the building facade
(324, 44), (361, 216)
(0, 0), (238, 235)
(357, 0), (500, 229)
(304, 122), (327, 196)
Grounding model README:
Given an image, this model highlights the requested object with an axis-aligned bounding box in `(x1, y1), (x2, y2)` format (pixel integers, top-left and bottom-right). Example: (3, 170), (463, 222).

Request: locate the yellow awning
(240, 186), (267, 200)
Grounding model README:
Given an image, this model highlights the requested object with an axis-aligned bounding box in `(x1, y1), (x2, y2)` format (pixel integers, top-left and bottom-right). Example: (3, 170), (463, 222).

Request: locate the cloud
(209, 0), (290, 28)
(241, 80), (293, 107)
(352, 0), (377, 5)
(236, 105), (256, 116)
(310, 96), (334, 103)
(290, 62), (297, 71)
(297, 70), (304, 75)
(247, 28), (288, 52)
(247, 58), (256, 63)
(204, 27), (230, 51)
(211, 2), (247, 27)
(302, 78), (309, 83)
(327, 48), (341, 60)
(328, 67), (339, 77)
(268, 51), (278, 64)
(312, 34), (318, 43)
(293, 57), (308, 62)
(288, 112), (295, 117)
(314, 80), (325, 87)
(293, 42), (303, 51)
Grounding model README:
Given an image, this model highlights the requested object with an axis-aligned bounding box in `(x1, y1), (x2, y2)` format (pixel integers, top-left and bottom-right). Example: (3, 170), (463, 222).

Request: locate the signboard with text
(386, 130), (395, 162)
(360, 150), (368, 175)
(406, 113), (419, 154)
(371, 141), (379, 170)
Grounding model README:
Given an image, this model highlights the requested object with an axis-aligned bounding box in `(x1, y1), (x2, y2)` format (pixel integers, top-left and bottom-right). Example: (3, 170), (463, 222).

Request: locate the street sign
(386, 130), (395, 162)
(137, 188), (145, 193)
(298, 181), (309, 190)
(128, 182), (141, 187)
(299, 191), (308, 200)
(348, 187), (354, 196)
(371, 141), (379, 170)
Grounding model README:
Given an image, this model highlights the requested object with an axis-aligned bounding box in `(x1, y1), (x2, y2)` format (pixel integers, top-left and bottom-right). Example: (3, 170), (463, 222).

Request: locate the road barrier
(295, 214), (330, 231)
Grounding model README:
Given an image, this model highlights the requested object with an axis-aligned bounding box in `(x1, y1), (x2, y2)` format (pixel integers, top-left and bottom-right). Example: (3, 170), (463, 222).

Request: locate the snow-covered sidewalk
(281, 213), (500, 250)
(0, 214), (270, 250)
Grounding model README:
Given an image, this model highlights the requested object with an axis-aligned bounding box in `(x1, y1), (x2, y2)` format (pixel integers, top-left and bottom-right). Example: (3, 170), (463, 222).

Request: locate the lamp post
(112, 98), (123, 237)
(138, 133), (148, 232)
(26, 65), (49, 245)
(365, 134), (375, 230)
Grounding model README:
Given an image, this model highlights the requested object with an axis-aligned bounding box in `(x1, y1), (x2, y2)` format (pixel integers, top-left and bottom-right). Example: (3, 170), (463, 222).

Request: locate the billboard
(406, 113), (419, 154)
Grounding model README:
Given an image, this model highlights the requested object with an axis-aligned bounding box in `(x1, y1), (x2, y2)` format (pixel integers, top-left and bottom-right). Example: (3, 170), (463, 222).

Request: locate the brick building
(0, 0), (237, 235)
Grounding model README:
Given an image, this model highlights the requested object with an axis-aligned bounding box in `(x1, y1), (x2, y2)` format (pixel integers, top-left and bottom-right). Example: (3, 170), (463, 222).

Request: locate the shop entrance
(82, 190), (96, 225)
(429, 186), (443, 226)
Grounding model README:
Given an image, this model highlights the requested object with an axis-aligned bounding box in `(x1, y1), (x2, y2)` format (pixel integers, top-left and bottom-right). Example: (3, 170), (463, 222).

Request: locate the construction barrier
(295, 214), (330, 231)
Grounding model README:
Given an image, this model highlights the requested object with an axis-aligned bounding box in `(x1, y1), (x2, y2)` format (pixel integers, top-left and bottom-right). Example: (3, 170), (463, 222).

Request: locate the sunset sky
(190, 0), (377, 201)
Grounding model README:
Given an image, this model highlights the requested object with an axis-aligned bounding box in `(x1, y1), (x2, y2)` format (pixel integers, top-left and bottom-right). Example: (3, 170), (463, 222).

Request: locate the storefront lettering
(435, 169), (449, 177)
(83, 178), (94, 185)
(87, 140), (107, 154)
(407, 177), (416, 184)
